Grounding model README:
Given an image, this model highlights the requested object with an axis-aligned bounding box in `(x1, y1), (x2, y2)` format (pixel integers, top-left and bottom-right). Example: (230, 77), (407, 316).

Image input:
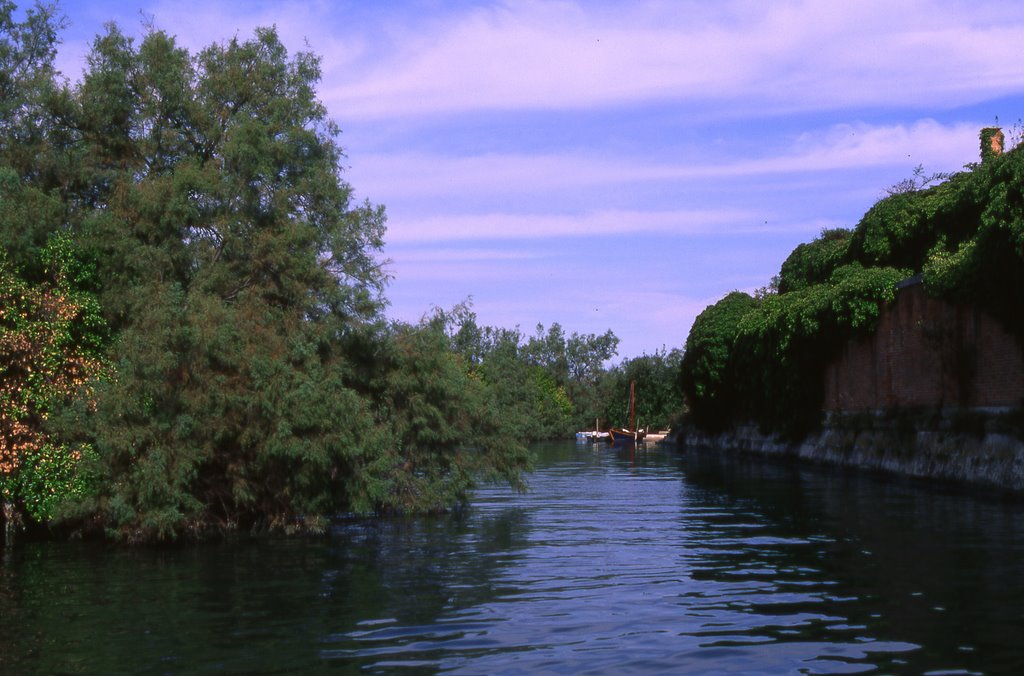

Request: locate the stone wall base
(673, 410), (1024, 492)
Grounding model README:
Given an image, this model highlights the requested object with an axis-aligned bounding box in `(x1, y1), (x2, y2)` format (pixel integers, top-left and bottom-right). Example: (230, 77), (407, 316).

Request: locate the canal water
(3, 441), (1024, 674)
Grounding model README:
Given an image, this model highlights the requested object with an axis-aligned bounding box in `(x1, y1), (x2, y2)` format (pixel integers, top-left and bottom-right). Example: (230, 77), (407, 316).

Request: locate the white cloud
(777, 119), (982, 172)
(56, 1), (1024, 119)
(321, 0), (1024, 119)
(48, 0), (1024, 359)
(55, 1), (1024, 148)
(384, 208), (757, 243)
(352, 119), (982, 206)
(390, 247), (542, 263)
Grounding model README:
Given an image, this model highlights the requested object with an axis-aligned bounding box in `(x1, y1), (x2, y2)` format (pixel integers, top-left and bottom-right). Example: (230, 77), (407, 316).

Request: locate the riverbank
(672, 408), (1024, 492)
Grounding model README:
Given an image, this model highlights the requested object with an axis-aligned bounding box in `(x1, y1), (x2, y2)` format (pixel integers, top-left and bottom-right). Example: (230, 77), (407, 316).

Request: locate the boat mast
(629, 380), (635, 431)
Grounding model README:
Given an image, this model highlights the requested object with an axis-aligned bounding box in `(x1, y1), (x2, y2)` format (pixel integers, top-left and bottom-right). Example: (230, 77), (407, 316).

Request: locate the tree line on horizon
(0, 3), (684, 542)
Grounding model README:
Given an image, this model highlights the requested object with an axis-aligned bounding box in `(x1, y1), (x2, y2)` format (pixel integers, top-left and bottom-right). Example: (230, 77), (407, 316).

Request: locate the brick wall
(823, 281), (1024, 411)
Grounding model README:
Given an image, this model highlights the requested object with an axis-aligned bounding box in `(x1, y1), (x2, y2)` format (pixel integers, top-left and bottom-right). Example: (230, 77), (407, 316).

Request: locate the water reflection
(680, 449), (1024, 674)
(2, 442), (1024, 673)
(0, 508), (530, 673)
(319, 508), (533, 668)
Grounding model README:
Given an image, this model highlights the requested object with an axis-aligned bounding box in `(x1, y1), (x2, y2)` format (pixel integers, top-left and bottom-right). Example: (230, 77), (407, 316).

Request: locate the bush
(777, 228), (852, 294)
(679, 291), (757, 432)
(732, 264), (907, 438)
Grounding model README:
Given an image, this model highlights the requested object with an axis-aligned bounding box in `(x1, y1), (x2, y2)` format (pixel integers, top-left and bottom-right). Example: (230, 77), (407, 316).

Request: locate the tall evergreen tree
(1, 7), (534, 540)
(55, 25), (389, 539)
(0, 1), (70, 273)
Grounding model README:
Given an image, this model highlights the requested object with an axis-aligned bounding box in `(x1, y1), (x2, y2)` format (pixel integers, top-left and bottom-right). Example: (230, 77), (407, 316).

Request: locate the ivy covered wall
(680, 128), (1024, 440)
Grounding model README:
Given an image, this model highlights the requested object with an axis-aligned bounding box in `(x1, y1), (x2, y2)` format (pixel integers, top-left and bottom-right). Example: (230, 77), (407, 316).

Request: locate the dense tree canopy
(437, 304), (621, 440)
(777, 228), (852, 294)
(0, 4), (652, 541)
(0, 4), (565, 540)
(56, 21), (396, 540)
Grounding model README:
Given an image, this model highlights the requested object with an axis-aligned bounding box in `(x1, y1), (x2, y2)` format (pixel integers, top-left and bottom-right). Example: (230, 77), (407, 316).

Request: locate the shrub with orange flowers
(0, 236), (108, 522)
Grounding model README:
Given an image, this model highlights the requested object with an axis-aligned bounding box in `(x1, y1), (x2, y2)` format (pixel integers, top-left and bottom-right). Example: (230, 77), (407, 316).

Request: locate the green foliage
(0, 1), (70, 275)
(922, 238), (975, 297)
(847, 171), (980, 271)
(777, 228), (852, 294)
(1, 9), (535, 541)
(0, 235), (108, 525)
(433, 304), (606, 441)
(528, 366), (573, 436)
(679, 291), (757, 432)
(65, 24), (387, 329)
(562, 328), (619, 429)
(684, 127), (1024, 440)
(920, 145), (1024, 340)
(62, 282), (387, 540)
(369, 317), (531, 514)
(5, 442), (99, 521)
(22, 23), (400, 540)
(732, 264), (907, 437)
(680, 265), (907, 438)
(599, 348), (684, 431)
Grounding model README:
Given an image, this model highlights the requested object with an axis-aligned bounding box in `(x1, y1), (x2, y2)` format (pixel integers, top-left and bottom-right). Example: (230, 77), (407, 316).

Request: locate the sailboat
(608, 380), (646, 445)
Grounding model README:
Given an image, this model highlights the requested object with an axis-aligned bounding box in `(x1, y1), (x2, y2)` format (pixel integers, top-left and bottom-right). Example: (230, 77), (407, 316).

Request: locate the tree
(46, 25), (391, 539)
(523, 323), (568, 384)
(438, 306), (575, 441)
(518, 322), (619, 431)
(0, 1), (71, 274)
(883, 164), (953, 197)
(369, 315), (531, 513)
(595, 349), (683, 433)
(0, 6), (585, 539)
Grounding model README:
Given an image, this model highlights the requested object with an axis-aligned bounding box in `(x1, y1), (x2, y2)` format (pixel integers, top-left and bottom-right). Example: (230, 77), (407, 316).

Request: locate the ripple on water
(7, 442), (1018, 673)
(327, 453), (925, 673)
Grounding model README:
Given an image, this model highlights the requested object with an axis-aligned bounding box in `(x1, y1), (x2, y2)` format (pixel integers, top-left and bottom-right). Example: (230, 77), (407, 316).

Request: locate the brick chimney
(980, 127), (1004, 162)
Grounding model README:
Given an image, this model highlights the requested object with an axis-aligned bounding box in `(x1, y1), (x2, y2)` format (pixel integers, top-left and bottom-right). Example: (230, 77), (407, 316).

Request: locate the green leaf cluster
(0, 229), (110, 516)
(682, 261), (909, 438)
(367, 315), (533, 514)
(777, 228), (852, 294)
(5, 442), (100, 522)
(679, 291), (757, 432)
(734, 264), (907, 437)
(920, 145), (1024, 340)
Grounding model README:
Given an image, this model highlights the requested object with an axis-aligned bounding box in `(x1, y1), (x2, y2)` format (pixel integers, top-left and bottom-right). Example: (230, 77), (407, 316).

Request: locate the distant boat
(576, 418), (610, 443)
(609, 380), (646, 445)
(608, 427), (645, 444)
(576, 430), (610, 443)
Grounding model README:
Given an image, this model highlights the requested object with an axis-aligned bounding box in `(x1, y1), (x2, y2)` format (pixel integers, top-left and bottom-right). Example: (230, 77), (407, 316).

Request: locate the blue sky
(49, 0), (1024, 360)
